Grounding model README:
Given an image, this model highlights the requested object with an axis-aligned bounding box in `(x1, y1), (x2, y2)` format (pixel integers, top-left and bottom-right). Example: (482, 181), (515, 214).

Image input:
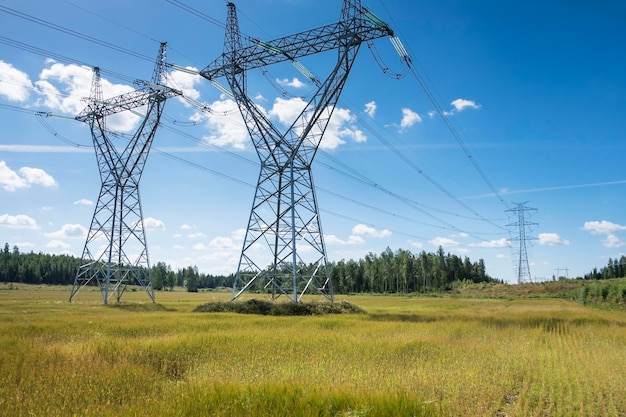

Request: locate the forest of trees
(330, 247), (496, 293)
(0, 242), (498, 293)
(583, 255), (626, 280)
(1, 241), (623, 294)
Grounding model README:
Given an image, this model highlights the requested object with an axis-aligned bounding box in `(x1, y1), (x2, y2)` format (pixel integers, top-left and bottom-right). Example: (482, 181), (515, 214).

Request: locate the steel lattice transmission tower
(506, 202), (538, 284)
(69, 43), (181, 304)
(201, 1), (393, 302)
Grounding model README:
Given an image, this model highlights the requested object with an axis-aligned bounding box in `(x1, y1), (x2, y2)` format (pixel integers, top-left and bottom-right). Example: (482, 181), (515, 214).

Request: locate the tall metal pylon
(201, 1), (393, 302)
(506, 202), (538, 284)
(69, 42), (181, 304)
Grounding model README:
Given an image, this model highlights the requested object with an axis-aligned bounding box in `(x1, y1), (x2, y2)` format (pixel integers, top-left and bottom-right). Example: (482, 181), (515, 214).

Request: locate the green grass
(1, 285), (626, 416)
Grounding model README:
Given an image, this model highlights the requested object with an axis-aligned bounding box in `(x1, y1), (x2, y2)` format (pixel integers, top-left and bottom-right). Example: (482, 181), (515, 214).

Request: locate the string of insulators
(390, 36), (412, 67)
(256, 39), (321, 86)
(256, 39), (282, 55)
(291, 60), (320, 86)
(362, 8), (393, 34)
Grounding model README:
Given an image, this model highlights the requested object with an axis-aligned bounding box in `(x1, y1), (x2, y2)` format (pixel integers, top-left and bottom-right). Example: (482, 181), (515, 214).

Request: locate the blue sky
(1, 0), (625, 283)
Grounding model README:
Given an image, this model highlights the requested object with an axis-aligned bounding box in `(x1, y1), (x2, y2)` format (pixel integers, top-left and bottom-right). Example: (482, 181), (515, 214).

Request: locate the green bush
(193, 299), (365, 316)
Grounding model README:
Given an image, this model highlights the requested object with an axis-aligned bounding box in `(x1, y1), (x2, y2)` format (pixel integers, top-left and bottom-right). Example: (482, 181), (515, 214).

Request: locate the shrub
(193, 299), (365, 316)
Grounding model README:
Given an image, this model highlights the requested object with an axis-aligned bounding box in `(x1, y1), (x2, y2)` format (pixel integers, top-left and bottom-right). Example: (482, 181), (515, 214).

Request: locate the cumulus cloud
(470, 237), (509, 248)
(400, 107), (422, 130)
(538, 233), (570, 246)
(352, 224), (392, 238)
(167, 66), (203, 102)
(583, 220), (626, 235)
(324, 224), (390, 246)
(319, 107), (362, 150)
(429, 236), (459, 248)
(603, 234), (624, 248)
(45, 224), (87, 239)
(364, 101), (376, 118)
(451, 98), (480, 112)
(0, 60), (34, 102)
(18, 167), (57, 187)
(0, 161), (57, 191)
(73, 199), (93, 206)
(325, 234), (365, 246)
(276, 77), (306, 89)
(194, 94), (365, 151)
(46, 240), (71, 250)
(408, 240), (424, 249)
(269, 96), (307, 125)
(0, 214), (38, 229)
(35, 61), (138, 131)
(143, 217), (165, 231)
(193, 96), (249, 150)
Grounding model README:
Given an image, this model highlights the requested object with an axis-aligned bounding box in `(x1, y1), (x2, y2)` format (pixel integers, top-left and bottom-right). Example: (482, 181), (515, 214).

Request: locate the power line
(0, 5), (154, 63)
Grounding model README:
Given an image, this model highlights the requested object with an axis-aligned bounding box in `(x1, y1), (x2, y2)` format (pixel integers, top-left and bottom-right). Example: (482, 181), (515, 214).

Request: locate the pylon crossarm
(76, 87), (180, 122)
(201, 18), (392, 80)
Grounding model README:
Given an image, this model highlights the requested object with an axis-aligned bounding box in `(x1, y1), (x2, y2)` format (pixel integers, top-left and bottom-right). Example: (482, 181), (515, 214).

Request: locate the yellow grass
(1, 285), (626, 416)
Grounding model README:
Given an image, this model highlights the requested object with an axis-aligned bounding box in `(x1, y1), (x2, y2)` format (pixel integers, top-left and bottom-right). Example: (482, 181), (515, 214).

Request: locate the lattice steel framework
(69, 43), (181, 304)
(506, 202), (538, 284)
(201, 1), (393, 302)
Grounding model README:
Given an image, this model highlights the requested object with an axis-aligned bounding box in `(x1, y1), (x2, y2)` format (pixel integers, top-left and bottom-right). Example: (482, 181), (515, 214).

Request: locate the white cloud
(269, 96), (307, 125)
(400, 108), (422, 130)
(192, 243), (210, 251)
(18, 167), (57, 187)
(325, 234), (365, 246)
(167, 66), (203, 102)
(73, 199), (93, 206)
(538, 233), (570, 246)
(45, 224), (87, 239)
(188, 232), (206, 239)
(209, 235), (239, 250)
(196, 95), (363, 152)
(0, 214), (38, 229)
(0, 60), (34, 102)
(46, 239), (71, 250)
(470, 238), (509, 248)
(195, 96), (249, 150)
(0, 161), (27, 191)
(35, 61), (138, 131)
(144, 217), (165, 231)
(583, 220), (626, 235)
(429, 236), (459, 248)
(320, 107), (358, 150)
(352, 224), (391, 238)
(0, 161), (56, 191)
(364, 101), (376, 118)
(451, 98), (480, 112)
(408, 240), (424, 249)
(603, 234), (624, 248)
(276, 77), (306, 89)
(180, 224), (193, 230)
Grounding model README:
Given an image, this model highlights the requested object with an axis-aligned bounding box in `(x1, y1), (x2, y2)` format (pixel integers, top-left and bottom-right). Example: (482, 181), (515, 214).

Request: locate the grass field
(1, 284), (626, 416)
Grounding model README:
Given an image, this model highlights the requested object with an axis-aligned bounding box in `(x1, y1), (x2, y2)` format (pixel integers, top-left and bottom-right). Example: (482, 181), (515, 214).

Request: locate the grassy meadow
(1, 284), (626, 416)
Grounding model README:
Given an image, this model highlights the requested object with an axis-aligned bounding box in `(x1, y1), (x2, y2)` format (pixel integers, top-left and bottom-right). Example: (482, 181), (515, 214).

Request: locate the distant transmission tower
(69, 43), (181, 304)
(506, 202), (538, 284)
(201, 1), (393, 302)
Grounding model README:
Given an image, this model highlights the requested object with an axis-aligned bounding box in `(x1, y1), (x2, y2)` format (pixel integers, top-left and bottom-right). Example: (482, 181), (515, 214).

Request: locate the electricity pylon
(69, 42), (181, 304)
(506, 202), (538, 284)
(201, 1), (393, 302)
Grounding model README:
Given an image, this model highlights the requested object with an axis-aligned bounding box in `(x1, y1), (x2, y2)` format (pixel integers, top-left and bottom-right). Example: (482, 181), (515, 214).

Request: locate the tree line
(1, 242), (500, 293)
(583, 255), (626, 280)
(330, 247), (498, 293)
